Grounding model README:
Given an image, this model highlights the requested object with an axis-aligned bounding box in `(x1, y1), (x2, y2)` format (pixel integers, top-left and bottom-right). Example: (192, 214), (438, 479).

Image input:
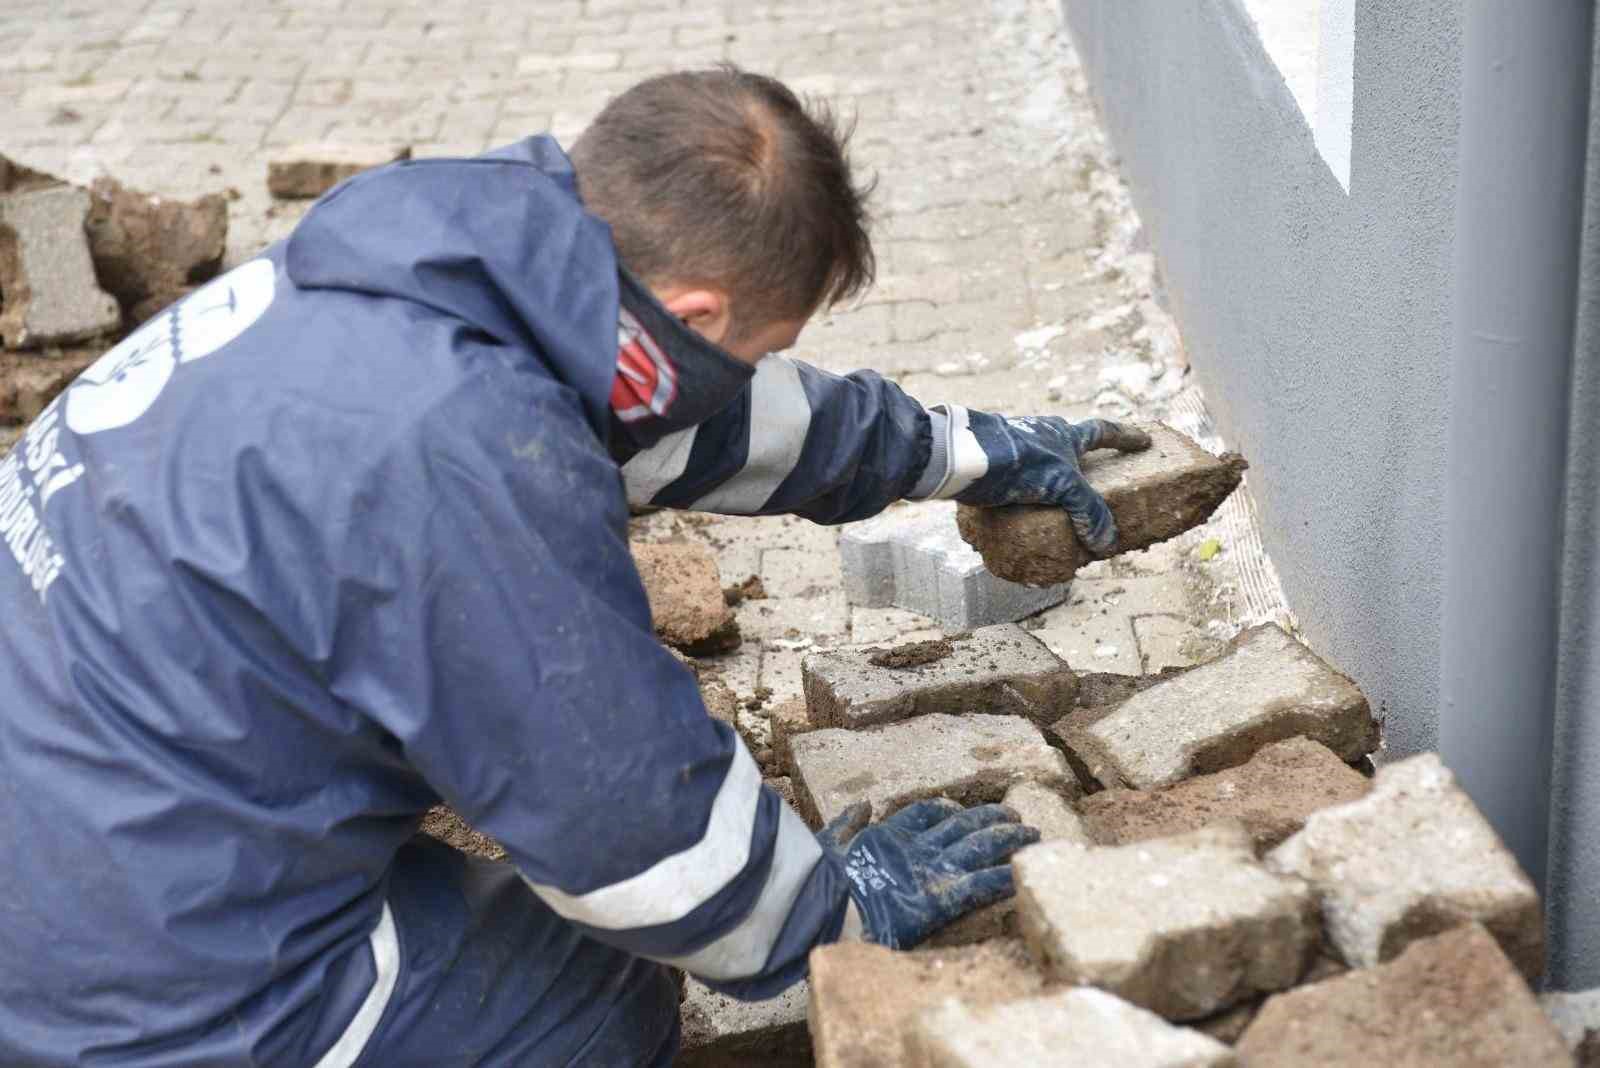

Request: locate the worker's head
(570, 66), (876, 364)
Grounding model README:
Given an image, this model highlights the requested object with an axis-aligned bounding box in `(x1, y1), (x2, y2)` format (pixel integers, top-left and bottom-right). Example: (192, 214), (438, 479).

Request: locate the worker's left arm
(620, 356), (1148, 552)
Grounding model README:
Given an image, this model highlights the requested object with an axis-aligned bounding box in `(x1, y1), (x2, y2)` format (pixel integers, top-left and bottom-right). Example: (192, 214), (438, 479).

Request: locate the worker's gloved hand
(817, 798), (1040, 950)
(951, 409), (1151, 555)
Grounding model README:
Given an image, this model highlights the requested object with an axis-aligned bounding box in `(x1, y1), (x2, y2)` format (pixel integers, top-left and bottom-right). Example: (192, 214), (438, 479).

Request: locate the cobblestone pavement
(2, 0), (1287, 713)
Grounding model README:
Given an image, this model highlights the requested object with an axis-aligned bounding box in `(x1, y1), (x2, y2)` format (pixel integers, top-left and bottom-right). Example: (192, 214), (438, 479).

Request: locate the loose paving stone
(956, 424), (1247, 586)
(767, 697), (813, 775)
(1266, 752), (1546, 980)
(802, 623), (1075, 729)
(678, 978), (812, 1068)
(1055, 624), (1376, 790)
(838, 501), (1069, 629)
(1543, 989), (1600, 1063)
(1235, 924), (1571, 1067)
(83, 177), (228, 326)
(1002, 780), (1091, 845)
(1013, 823), (1317, 1020)
(632, 541), (741, 655)
(808, 939), (1046, 1068)
(0, 186), (122, 349)
(907, 987), (1237, 1068)
(1079, 737), (1371, 854)
(789, 713), (1077, 827)
(266, 143), (412, 199)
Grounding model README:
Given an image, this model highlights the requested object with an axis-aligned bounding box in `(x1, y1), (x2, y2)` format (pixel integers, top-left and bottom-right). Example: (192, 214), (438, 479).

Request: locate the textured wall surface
(1061, 0), (1600, 989)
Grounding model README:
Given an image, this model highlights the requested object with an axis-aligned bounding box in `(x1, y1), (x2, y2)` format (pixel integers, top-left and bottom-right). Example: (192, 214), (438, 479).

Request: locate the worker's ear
(656, 287), (733, 347)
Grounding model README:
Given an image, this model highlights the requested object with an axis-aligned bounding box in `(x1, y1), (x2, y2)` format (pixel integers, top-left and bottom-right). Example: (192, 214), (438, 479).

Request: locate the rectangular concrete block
(631, 541), (741, 655)
(838, 501), (1069, 629)
(808, 939), (1045, 1068)
(1079, 737), (1371, 855)
(956, 424), (1247, 586)
(789, 713), (1078, 827)
(1056, 624), (1377, 790)
(1266, 752), (1545, 980)
(0, 186), (122, 349)
(908, 988), (1237, 1068)
(1236, 924), (1571, 1067)
(801, 623), (1076, 729)
(678, 977), (812, 1068)
(266, 143), (412, 198)
(1013, 823), (1317, 1021)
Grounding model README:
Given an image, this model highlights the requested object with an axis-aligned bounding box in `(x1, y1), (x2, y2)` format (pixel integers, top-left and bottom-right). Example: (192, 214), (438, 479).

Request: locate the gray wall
(1062, 0), (1599, 988)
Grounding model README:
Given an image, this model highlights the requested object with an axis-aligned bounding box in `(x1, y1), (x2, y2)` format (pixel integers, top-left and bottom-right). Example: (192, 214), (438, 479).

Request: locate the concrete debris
(678, 977), (812, 1068)
(908, 988), (1237, 1068)
(631, 541), (741, 655)
(1001, 781), (1090, 846)
(1266, 752), (1546, 981)
(1542, 989), (1600, 1063)
(0, 347), (102, 425)
(267, 143), (413, 199)
(0, 153), (62, 196)
(837, 501), (1069, 629)
(767, 697), (813, 775)
(1079, 737), (1371, 854)
(84, 177), (227, 327)
(807, 939), (1045, 1068)
(0, 186), (122, 349)
(1055, 624), (1376, 790)
(801, 623), (1075, 730)
(788, 712), (1076, 828)
(1013, 823), (1317, 1021)
(955, 423), (1247, 586)
(1236, 924), (1571, 1067)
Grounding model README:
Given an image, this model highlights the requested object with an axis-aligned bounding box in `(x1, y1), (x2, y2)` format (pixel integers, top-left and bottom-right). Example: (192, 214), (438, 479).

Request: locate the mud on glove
(816, 798), (1040, 950)
(927, 407), (1151, 555)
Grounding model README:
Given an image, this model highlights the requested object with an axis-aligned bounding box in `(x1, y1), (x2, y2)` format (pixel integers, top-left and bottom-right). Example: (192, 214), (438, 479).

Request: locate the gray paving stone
(909, 988), (1237, 1068)
(801, 623), (1075, 729)
(1267, 752), (1546, 981)
(788, 712), (1076, 827)
(1540, 988), (1600, 1055)
(1002, 780), (1091, 846)
(838, 501), (1069, 630)
(1013, 824), (1318, 1021)
(0, 185), (121, 349)
(1056, 624), (1377, 790)
(678, 977), (812, 1068)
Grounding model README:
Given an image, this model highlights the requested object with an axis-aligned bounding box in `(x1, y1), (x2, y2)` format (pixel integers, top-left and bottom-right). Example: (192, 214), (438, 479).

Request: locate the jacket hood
(284, 136), (620, 432)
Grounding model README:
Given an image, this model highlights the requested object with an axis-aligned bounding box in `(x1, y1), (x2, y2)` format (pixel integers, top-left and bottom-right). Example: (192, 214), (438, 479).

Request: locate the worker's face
(655, 285), (809, 365)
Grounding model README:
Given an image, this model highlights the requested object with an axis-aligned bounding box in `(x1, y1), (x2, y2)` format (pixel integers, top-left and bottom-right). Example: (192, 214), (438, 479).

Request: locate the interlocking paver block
(801, 623), (1075, 729)
(1013, 823), (1317, 1021)
(788, 713), (1076, 827)
(1080, 737), (1371, 855)
(1236, 924), (1570, 1067)
(1055, 624), (1376, 790)
(908, 988), (1237, 1068)
(266, 143), (412, 198)
(0, 186), (122, 349)
(956, 424), (1247, 586)
(808, 940), (1045, 1068)
(838, 502), (1069, 630)
(1266, 752), (1545, 980)
(678, 977), (812, 1068)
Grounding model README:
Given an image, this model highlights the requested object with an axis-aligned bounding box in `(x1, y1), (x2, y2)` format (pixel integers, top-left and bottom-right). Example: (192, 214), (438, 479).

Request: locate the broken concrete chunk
(802, 623), (1075, 730)
(1542, 989), (1600, 1063)
(1236, 924), (1570, 1067)
(631, 541), (741, 655)
(0, 152), (64, 196)
(267, 143), (412, 199)
(908, 988), (1237, 1068)
(1056, 624), (1376, 790)
(1079, 737), (1371, 854)
(789, 713), (1076, 827)
(808, 939), (1045, 1068)
(1013, 823), (1316, 1021)
(1002, 780), (1090, 845)
(838, 501), (1069, 628)
(0, 346), (101, 424)
(84, 177), (227, 327)
(1266, 752), (1545, 980)
(0, 186), (122, 349)
(956, 423), (1248, 586)
(678, 977), (812, 1068)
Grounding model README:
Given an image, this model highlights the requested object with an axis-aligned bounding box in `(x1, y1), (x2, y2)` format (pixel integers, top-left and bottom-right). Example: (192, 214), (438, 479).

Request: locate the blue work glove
(953, 411), (1151, 555)
(817, 798), (1040, 950)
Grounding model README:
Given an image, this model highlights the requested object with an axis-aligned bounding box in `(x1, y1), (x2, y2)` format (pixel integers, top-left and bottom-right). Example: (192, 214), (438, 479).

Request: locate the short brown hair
(570, 67), (875, 336)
